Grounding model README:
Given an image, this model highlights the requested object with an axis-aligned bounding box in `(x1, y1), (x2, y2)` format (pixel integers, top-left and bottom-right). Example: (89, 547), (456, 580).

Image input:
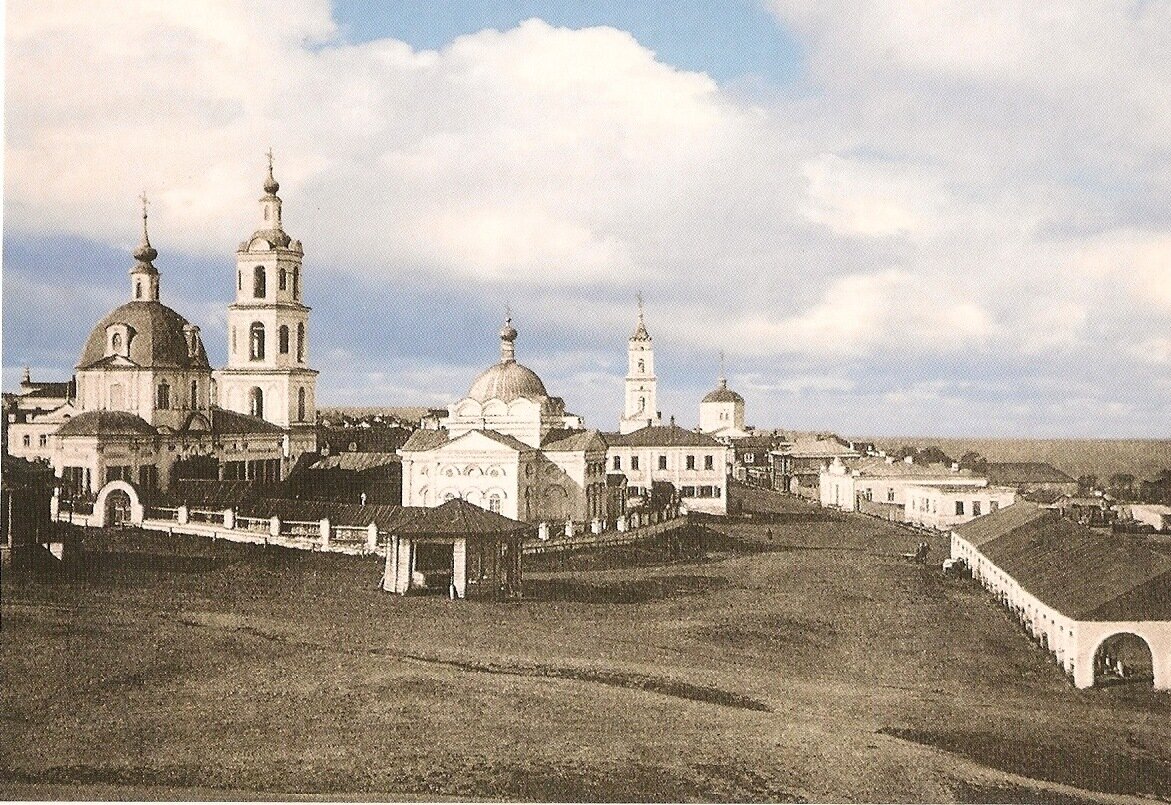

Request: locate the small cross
(636, 291), (644, 316)
(139, 191), (149, 219)
(265, 147), (274, 172)
(505, 303), (512, 322)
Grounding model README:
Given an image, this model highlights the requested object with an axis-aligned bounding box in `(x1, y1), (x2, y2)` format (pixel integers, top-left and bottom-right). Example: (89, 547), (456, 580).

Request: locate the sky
(3, 0), (1170, 438)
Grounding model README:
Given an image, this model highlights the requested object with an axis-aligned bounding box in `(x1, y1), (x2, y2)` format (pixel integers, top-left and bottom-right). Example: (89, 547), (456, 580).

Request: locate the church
(8, 158), (318, 500)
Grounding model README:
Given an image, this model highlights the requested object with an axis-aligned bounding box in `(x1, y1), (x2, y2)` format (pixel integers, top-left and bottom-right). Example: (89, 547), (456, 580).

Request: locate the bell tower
(619, 294), (660, 434)
(215, 153), (318, 460)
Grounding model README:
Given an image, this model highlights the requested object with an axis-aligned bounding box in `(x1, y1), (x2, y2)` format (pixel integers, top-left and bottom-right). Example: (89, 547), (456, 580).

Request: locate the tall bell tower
(619, 295), (661, 434)
(215, 153), (318, 459)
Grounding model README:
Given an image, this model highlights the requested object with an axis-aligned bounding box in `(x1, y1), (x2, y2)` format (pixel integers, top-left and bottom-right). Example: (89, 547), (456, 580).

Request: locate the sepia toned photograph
(2, 2), (1170, 802)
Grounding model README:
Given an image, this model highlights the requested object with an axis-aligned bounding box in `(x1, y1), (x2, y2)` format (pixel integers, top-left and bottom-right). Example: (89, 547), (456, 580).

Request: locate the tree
(1077, 474), (1099, 494)
(958, 451), (987, 472)
(1106, 473), (1136, 501)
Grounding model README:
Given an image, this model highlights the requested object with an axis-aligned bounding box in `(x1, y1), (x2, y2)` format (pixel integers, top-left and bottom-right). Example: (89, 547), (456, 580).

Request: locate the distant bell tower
(215, 153), (318, 459)
(619, 294), (661, 434)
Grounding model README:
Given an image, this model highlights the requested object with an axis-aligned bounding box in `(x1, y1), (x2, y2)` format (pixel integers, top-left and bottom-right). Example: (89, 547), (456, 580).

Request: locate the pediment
(442, 430), (523, 454)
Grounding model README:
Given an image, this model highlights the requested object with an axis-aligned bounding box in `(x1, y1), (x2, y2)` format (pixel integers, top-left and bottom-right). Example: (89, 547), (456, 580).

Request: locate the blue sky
(4, 1), (1170, 437)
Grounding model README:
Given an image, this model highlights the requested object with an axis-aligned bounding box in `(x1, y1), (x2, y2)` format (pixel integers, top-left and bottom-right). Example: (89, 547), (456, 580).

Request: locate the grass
(2, 488), (1169, 801)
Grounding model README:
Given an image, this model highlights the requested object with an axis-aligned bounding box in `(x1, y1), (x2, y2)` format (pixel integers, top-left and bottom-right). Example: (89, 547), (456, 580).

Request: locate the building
(214, 154), (318, 465)
(618, 301), (661, 434)
(1119, 503), (1171, 533)
(604, 423), (729, 515)
(400, 319), (613, 526)
(819, 455), (986, 520)
(730, 432), (790, 484)
(952, 502), (1171, 689)
(698, 366), (748, 440)
(772, 435), (860, 497)
(904, 483), (1017, 530)
(3, 369), (77, 461)
(984, 462), (1078, 496)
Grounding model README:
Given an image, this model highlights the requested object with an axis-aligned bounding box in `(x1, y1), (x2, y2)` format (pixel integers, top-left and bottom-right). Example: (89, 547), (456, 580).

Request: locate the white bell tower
(619, 295), (660, 434)
(215, 152), (318, 459)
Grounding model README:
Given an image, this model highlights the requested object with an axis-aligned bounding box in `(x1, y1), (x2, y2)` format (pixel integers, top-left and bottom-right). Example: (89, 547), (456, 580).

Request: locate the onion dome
(132, 193), (158, 266)
(263, 160), (279, 195)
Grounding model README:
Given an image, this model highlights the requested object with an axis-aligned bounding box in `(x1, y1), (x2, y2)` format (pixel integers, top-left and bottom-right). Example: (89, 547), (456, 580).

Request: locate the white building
(604, 424), (729, 515)
(400, 319), (613, 526)
(905, 483), (1017, 530)
(819, 455), (986, 518)
(952, 502), (1171, 690)
(618, 302), (661, 434)
(698, 368), (748, 440)
(214, 156), (318, 464)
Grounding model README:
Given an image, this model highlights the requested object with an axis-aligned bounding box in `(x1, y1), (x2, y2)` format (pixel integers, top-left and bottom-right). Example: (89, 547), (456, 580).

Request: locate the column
(319, 518), (331, 549)
(452, 538), (467, 599)
(366, 523), (379, 552)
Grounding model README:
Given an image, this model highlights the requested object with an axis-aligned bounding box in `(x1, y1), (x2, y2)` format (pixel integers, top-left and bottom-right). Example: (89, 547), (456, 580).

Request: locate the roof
(475, 430), (535, 452)
(984, 462), (1075, 487)
(630, 314), (652, 342)
(78, 300), (210, 371)
(308, 452), (401, 472)
(387, 498), (531, 537)
(908, 483), (1009, 494)
(21, 381), (75, 399)
(541, 428), (606, 452)
(400, 429), (451, 452)
(603, 424), (724, 448)
(57, 410), (157, 437)
(466, 360), (548, 403)
(846, 456), (979, 480)
(204, 408), (284, 435)
(779, 436), (860, 459)
(956, 502), (1171, 620)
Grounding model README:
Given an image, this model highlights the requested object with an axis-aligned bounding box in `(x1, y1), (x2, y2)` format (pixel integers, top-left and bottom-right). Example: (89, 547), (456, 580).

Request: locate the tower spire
(630, 292), (651, 342)
(499, 310), (518, 363)
(264, 147), (279, 195)
(130, 191), (160, 301)
(718, 350), (727, 388)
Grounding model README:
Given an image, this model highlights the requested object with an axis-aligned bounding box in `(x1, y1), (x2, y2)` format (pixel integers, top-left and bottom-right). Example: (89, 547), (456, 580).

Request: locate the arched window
(488, 494), (502, 514)
(637, 359), (645, 373)
(297, 387), (306, 422)
(292, 269), (299, 300)
(249, 387), (264, 419)
(639, 396), (646, 412)
(296, 322), (305, 362)
(111, 332), (122, 352)
(231, 326), (237, 355)
(279, 267), (287, 290)
(157, 381), (170, 410)
(249, 322), (265, 360)
(135, 281), (142, 300)
(253, 265), (266, 298)
(279, 325), (290, 354)
(237, 271), (242, 291)
(190, 380), (198, 409)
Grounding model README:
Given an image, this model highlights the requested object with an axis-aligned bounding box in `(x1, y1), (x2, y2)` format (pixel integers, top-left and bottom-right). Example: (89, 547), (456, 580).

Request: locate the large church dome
(78, 301), (210, 370)
(465, 316), (548, 403)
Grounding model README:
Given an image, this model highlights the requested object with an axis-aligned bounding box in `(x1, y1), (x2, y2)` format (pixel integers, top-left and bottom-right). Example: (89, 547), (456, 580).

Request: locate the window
(156, 381), (170, 410)
(249, 387), (264, 419)
(955, 500), (965, 516)
(237, 271), (242, 291)
(279, 325), (290, 354)
(249, 322), (265, 360)
(253, 265), (266, 298)
(231, 327), (237, 355)
(704, 455), (714, 470)
(658, 455), (667, 470)
(714, 486), (722, 498)
(631, 456), (640, 471)
(190, 380), (198, 409)
(111, 332), (122, 352)
(638, 395), (645, 412)
(613, 455), (621, 470)
(973, 500), (982, 517)
(298, 387), (306, 422)
(279, 267), (287, 290)
(296, 322), (305, 362)
(39, 434), (48, 448)
(990, 500), (1000, 513)
(488, 494), (501, 514)
(887, 488), (896, 502)
(681, 486), (696, 497)
(686, 455), (696, 470)
(135, 281), (142, 299)
(292, 269), (299, 299)
(637, 359), (645, 373)
(22, 435), (30, 447)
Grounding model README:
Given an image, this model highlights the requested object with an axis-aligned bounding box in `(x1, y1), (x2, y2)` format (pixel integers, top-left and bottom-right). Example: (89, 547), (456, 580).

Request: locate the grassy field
(2, 489), (1169, 802)
(862, 437), (1171, 483)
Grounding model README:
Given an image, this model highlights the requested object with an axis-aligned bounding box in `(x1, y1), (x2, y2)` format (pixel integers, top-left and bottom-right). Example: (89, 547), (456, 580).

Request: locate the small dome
(500, 318), (518, 342)
(78, 301), (210, 370)
(264, 173), (279, 195)
(132, 238), (158, 264)
(702, 378), (744, 404)
(467, 361), (549, 403)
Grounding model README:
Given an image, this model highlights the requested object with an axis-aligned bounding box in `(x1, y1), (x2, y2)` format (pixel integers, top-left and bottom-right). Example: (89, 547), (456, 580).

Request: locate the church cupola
(499, 315), (518, 363)
(130, 192), (160, 302)
(259, 148), (283, 234)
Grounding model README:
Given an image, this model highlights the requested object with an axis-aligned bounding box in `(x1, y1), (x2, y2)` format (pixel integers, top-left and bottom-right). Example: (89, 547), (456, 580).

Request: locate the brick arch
(92, 480), (144, 528)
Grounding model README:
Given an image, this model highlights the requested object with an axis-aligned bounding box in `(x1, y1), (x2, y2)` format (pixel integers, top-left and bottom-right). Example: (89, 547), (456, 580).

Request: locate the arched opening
(637, 358), (645, 373)
(156, 381), (170, 410)
(237, 270), (242, 291)
(488, 493), (502, 514)
(249, 322), (265, 360)
(279, 325), (290, 354)
(190, 380), (198, 409)
(279, 267), (287, 291)
(253, 265), (266, 298)
(1093, 633), (1154, 688)
(105, 489), (132, 526)
(543, 485), (569, 521)
(297, 387), (306, 422)
(292, 269), (299, 300)
(248, 387), (264, 420)
(296, 322), (305, 362)
(135, 281), (142, 299)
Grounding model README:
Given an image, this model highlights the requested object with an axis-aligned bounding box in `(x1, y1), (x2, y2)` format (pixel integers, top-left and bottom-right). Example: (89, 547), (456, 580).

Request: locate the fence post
(177, 505), (189, 525)
(538, 522), (549, 541)
(591, 518), (602, 535)
(366, 523), (378, 552)
(564, 520), (574, 538)
(616, 515), (627, 533)
(320, 518), (331, 549)
(269, 516), (281, 539)
(224, 508), (234, 529)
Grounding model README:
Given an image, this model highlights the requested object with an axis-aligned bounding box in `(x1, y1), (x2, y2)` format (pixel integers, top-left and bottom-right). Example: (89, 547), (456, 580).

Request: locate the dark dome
(467, 361), (549, 403)
(702, 380), (744, 404)
(78, 301), (210, 371)
(57, 410), (157, 437)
